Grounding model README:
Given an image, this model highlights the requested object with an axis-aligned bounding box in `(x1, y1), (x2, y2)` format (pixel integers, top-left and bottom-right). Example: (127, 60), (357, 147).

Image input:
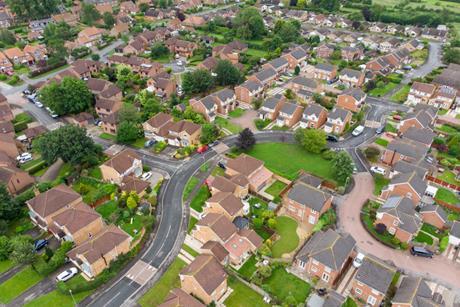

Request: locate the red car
(392, 114), (401, 121)
(197, 145), (208, 153)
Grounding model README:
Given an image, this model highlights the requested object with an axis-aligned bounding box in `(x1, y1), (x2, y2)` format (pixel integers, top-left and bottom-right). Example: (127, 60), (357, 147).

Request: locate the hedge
(25, 160), (47, 174)
(13, 121), (28, 133)
(35, 242), (73, 276)
(28, 60), (67, 78)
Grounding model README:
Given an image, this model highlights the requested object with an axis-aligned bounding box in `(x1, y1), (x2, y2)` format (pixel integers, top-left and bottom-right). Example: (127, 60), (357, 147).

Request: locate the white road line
(103, 291), (122, 307)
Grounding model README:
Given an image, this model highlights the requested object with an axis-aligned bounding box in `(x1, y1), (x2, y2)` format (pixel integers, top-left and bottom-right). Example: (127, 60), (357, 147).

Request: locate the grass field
(95, 200), (118, 219)
(263, 266), (311, 303)
(183, 177), (200, 201)
(265, 180), (287, 198)
(375, 138), (389, 147)
(0, 260), (13, 274)
(138, 258), (186, 307)
(190, 185), (211, 213)
(0, 266), (44, 304)
(414, 231), (434, 245)
(369, 82), (399, 97)
(390, 84), (410, 103)
(188, 216), (198, 234)
(229, 108), (245, 118)
(215, 116), (242, 134)
(271, 216), (299, 258)
(99, 133), (116, 140)
(181, 244), (199, 257)
(437, 171), (460, 186)
(436, 187), (459, 206)
(246, 143), (336, 182)
(237, 255), (258, 280)
(373, 174), (390, 196)
(225, 275), (269, 307)
(24, 289), (93, 307)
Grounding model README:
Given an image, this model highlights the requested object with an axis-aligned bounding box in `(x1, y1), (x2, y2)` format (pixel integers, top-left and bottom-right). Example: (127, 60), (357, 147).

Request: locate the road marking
(103, 291), (122, 307)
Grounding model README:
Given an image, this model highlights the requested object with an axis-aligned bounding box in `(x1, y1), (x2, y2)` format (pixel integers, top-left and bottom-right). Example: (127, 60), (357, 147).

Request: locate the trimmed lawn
(211, 166), (225, 177)
(375, 138), (389, 147)
(181, 244), (198, 257)
(437, 171), (460, 186)
(414, 231), (434, 245)
(225, 275), (269, 307)
(183, 176), (200, 201)
(215, 116), (242, 134)
(139, 258), (186, 307)
(263, 266), (311, 303)
(95, 200), (118, 219)
(229, 108), (245, 118)
(271, 216), (299, 258)
(246, 143), (335, 182)
(385, 122), (398, 133)
(245, 48), (268, 58)
(0, 260), (13, 274)
(119, 215), (143, 238)
(20, 157), (46, 173)
(130, 138), (147, 149)
(99, 132), (116, 140)
(373, 174), (390, 196)
(421, 223), (444, 239)
(88, 167), (102, 180)
(264, 180), (287, 197)
(343, 297), (358, 307)
(237, 255), (258, 280)
(369, 82), (398, 97)
(188, 216), (198, 234)
(24, 289), (93, 307)
(390, 84), (410, 103)
(435, 188), (459, 206)
(0, 266), (44, 304)
(190, 185), (211, 213)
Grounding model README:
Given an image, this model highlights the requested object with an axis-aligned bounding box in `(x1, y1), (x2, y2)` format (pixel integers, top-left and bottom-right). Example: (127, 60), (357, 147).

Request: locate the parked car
(141, 172), (152, 181)
(326, 135), (338, 142)
(352, 125), (365, 136)
(34, 239), (48, 251)
(35, 100), (43, 108)
(197, 145), (208, 154)
(56, 267), (78, 282)
(353, 253), (365, 268)
(19, 156), (33, 164)
(218, 161), (226, 169)
(16, 152), (32, 161)
(209, 141), (220, 147)
(410, 246), (433, 258)
(144, 139), (156, 148)
(370, 166), (386, 175)
(376, 124), (385, 134)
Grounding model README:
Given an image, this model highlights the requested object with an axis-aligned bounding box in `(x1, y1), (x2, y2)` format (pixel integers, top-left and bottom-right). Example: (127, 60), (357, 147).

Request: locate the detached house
(160, 288), (205, 307)
(382, 139), (427, 166)
(235, 80), (264, 105)
(190, 96), (217, 122)
(316, 44), (335, 59)
(193, 213), (237, 245)
(338, 68), (365, 87)
(0, 166), (34, 195)
(165, 38), (198, 58)
(204, 192), (245, 220)
(419, 204), (448, 230)
(212, 40), (247, 64)
(313, 63), (337, 81)
(95, 98), (122, 118)
(289, 76), (319, 96)
(429, 85), (457, 110)
(392, 277), (437, 307)
(380, 171), (428, 205)
(262, 57), (289, 76)
(207, 175), (249, 199)
(4, 47), (32, 65)
(341, 46), (363, 62)
(190, 88), (237, 119)
(323, 107), (352, 135)
(100, 149), (142, 184)
(294, 229), (356, 286)
(275, 101), (303, 128)
(406, 82), (436, 105)
(225, 154), (273, 193)
(248, 68), (277, 88)
(375, 196), (422, 243)
(282, 47), (308, 70)
(337, 88), (366, 112)
(398, 107), (436, 133)
(299, 104), (328, 129)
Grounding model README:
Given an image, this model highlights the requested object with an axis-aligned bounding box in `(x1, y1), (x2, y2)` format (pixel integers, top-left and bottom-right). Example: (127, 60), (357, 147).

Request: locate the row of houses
(407, 81), (458, 110)
(0, 45), (48, 74)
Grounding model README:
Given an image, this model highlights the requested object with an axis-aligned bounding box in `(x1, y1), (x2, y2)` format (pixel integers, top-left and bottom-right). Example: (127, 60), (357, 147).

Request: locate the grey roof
(262, 96), (283, 110)
(339, 68), (362, 79)
(392, 277), (436, 307)
(402, 127), (435, 146)
(296, 229), (356, 270)
(291, 76), (317, 89)
(328, 107), (350, 121)
(390, 171), (427, 196)
(201, 96), (216, 110)
(387, 139), (427, 161)
(255, 68), (277, 82)
(393, 160), (429, 178)
(403, 110), (433, 128)
(280, 101), (299, 115)
(298, 173), (322, 188)
(323, 292), (345, 307)
(303, 104), (326, 117)
(451, 221), (460, 238)
(420, 204), (448, 223)
(213, 88), (235, 102)
(287, 182), (330, 212)
(241, 79), (262, 91)
(290, 48), (308, 60)
(378, 196), (421, 233)
(315, 63), (335, 72)
(341, 88), (366, 101)
(267, 57), (289, 70)
(355, 257), (395, 294)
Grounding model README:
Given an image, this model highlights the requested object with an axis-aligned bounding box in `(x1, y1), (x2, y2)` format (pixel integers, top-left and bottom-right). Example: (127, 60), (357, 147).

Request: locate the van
(410, 246), (433, 258)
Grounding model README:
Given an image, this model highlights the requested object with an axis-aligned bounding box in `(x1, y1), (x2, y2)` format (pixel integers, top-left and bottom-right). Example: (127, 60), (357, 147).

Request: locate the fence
(426, 175), (460, 192)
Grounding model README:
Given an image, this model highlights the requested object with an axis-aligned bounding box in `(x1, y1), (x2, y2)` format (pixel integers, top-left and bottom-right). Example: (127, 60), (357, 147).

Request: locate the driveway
(337, 173), (460, 291)
(229, 109), (257, 131)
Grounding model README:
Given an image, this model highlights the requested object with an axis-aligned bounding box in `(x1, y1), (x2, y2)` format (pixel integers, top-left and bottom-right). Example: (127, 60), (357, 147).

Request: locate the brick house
(147, 74), (177, 99)
(419, 204), (448, 230)
(159, 288), (205, 307)
(341, 46), (363, 62)
(282, 47), (308, 70)
(351, 257), (395, 306)
(161, 120), (202, 147)
(190, 96), (218, 122)
(76, 27), (106, 48)
(165, 38), (198, 58)
(212, 41), (247, 64)
(225, 154), (273, 193)
(299, 104), (328, 129)
(223, 229), (263, 265)
(100, 149), (143, 185)
(288, 76), (319, 95)
(428, 85), (457, 110)
(0, 134), (19, 159)
(0, 166), (34, 195)
(323, 107), (352, 135)
(397, 107), (436, 134)
(23, 44), (47, 62)
(337, 88), (367, 112)
(193, 213), (237, 245)
(449, 222), (460, 246)
(375, 196), (422, 243)
(180, 254), (228, 304)
(392, 277), (437, 307)
(100, 111), (119, 135)
(275, 101), (303, 128)
(380, 171), (428, 205)
(207, 175), (249, 199)
(95, 98), (122, 118)
(235, 80), (264, 105)
(382, 139), (427, 166)
(262, 57), (290, 76)
(0, 103), (13, 122)
(313, 63), (337, 81)
(316, 44), (335, 59)
(4, 47), (33, 65)
(338, 68), (365, 87)
(248, 68), (277, 88)
(0, 51), (13, 74)
(294, 229), (356, 286)
(203, 192), (245, 220)
(258, 95), (285, 121)
(200, 241), (229, 266)
(406, 82), (436, 105)
(283, 180), (333, 226)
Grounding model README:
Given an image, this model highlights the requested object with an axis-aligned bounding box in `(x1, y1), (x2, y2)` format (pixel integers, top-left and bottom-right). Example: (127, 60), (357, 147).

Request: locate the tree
(44, 22), (75, 43)
(0, 236), (11, 261)
(233, 7), (266, 39)
(295, 128), (326, 154)
(118, 104), (140, 123)
(139, 3), (149, 12)
(36, 125), (101, 165)
(257, 264), (272, 278)
(6, 0), (59, 20)
(284, 88), (294, 99)
(332, 151), (354, 184)
(0, 184), (22, 221)
(214, 60), (243, 86)
(182, 69), (214, 95)
(9, 236), (36, 266)
(200, 124), (220, 145)
(103, 12), (115, 29)
(0, 29), (16, 45)
(267, 218), (277, 229)
(310, 0), (340, 12)
(294, 66), (300, 76)
(126, 195), (138, 210)
(443, 48), (460, 65)
(352, 21), (361, 30)
(80, 3), (101, 26)
(150, 43), (170, 59)
(274, 20), (300, 43)
(236, 128), (256, 151)
(91, 53), (100, 61)
(39, 77), (93, 116)
(116, 121), (143, 144)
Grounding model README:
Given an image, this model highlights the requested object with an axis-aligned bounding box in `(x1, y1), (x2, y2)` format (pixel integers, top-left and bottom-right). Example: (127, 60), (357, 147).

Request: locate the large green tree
(274, 20), (300, 43)
(295, 128), (327, 154)
(236, 128), (256, 151)
(39, 77), (93, 116)
(214, 60), (243, 86)
(35, 125), (101, 165)
(0, 184), (22, 221)
(200, 124), (220, 144)
(182, 69), (214, 95)
(0, 236), (11, 261)
(103, 12), (115, 29)
(116, 121), (143, 144)
(310, 0), (340, 12)
(6, 0), (59, 20)
(233, 7), (266, 39)
(9, 235), (36, 266)
(80, 3), (101, 26)
(0, 29), (16, 46)
(332, 151), (354, 184)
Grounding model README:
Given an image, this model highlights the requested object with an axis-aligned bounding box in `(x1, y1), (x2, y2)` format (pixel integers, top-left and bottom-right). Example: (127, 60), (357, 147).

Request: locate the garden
(189, 185), (211, 213)
(271, 216), (299, 258)
(435, 187), (459, 206)
(224, 275), (269, 307)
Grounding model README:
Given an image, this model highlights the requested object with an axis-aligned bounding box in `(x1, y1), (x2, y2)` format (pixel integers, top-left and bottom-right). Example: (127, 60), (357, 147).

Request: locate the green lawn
(99, 133), (116, 140)
(189, 185), (211, 213)
(181, 244), (199, 257)
(437, 124), (460, 135)
(385, 122), (398, 133)
(375, 138), (389, 147)
(20, 157), (46, 173)
(237, 255), (258, 280)
(421, 223), (444, 239)
(0, 260), (13, 274)
(13, 112), (33, 124)
(24, 289), (93, 307)
(88, 167), (102, 180)
(211, 166), (225, 177)
(188, 216), (198, 234)
(225, 275), (269, 307)
(263, 266), (311, 303)
(119, 215), (143, 238)
(183, 177), (200, 201)
(0, 266), (44, 304)
(246, 143), (336, 182)
(215, 116), (242, 134)
(245, 48), (268, 58)
(264, 181), (287, 198)
(271, 216), (299, 258)
(369, 82), (398, 97)
(437, 171), (460, 186)
(435, 188), (459, 206)
(95, 200), (118, 219)
(390, 84), (410, 103)
(229, 108), (245, 118)
(138, 258), (186, 307)
(414, 231), (434, 245)
(343, 297), (358, 307)
(130, 138), (147, 149)
(373, 174), (390, 196)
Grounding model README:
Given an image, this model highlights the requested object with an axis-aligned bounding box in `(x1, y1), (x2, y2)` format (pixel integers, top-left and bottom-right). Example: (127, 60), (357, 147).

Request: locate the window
(367, 295), (377, 305)
(355, 288), (362, 295)
(298, 261), (305, 269)
(311, 266), (318, 273)
(321, 272), (329, 282)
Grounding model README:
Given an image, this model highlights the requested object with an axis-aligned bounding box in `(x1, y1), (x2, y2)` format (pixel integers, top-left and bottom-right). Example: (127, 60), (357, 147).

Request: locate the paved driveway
(229, 109), (257, 131)
(337, 173), (460, 292)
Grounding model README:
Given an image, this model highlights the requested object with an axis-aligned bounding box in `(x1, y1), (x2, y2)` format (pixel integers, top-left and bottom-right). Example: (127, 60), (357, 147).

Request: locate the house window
(367, 295), (377, 305)
(298, 261), (305, 268)
(355, 288), (362, 295)
(321, 273), (330, 282)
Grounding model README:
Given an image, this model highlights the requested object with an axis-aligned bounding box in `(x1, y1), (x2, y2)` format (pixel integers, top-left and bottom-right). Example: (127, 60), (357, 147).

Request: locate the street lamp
(69, 289), (76, 306)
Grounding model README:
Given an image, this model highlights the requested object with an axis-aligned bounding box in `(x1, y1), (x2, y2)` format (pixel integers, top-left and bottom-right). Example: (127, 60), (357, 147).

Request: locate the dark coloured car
(144, 139), (156, 148)
(376, 125), (385, 134)
(410, 246), (433, 258)
(218, 162), (226, 169)
(326, 135), (338, 142)
(34, 239), (48, 251)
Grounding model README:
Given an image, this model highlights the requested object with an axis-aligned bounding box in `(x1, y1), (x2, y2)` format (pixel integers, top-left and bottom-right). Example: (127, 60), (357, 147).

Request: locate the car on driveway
(410, 246), (433, 258)
(326, 135), (338, 142)
(34, 239), (48, 251)
(352, 125), (365, 136)
(353, 252), (365, 268)
(376, 124), (385, 134)
(144, 139), (156, 148)
(141, 172), (152, 181)
(56, 267), (78, 282)
(370, 166), (386, 176)
(17, 152), (32, 161)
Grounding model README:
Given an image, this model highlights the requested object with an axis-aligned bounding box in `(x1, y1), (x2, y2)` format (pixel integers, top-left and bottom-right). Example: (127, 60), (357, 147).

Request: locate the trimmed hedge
(28, 60), (67, 78)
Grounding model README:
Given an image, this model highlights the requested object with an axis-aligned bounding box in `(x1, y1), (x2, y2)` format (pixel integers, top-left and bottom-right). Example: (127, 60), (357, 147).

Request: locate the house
(225, 154), (273, 192)
(379, 37), (401, 53)
(162, 120), (202, 147)
(449, 221), (460, 246)
(201, 241), (229, 266)
(120, 175), (150, 196)
(147, 74), (177, 99)
(50, 202), (105, 245)
(382, 139), (427, 166)
(198, 57), (219, 71)
(294, 229), (356, 286)
(282, 47), (308, 70)
(203, 192), (244, 220)
(211, 88), (237, 115)
(351, 257), (396, 306)
(313, 63), (337, 81)
(401, 127), (435, 148)
(0, 51), (13, 74)
(212, 41), (247, 64)
(380, 171), (427, 205)
(299, 104), (328, 129)
(403, 39), (424, 52)
(165, 38), (198, 58)
(0, 166), (34, 195)
(0, 134), (19, 159)
(77, 27), (106, 48)
(23, 44), (47, 62)
(369, 23), (386, 33)
(289, 76), (319, 94)
(52, 12), (78, 26)
(323, 107), (352, 135)
(419, 204), (448, 230)
(338, 68), (365, 87)
(0, 103), (13, 121)
(100, 149), (143, 184)
(223, 228), (262, 265)
(316, 44), (335, 59)
(337, 88), (366, 112)
(120, 1), (139, 14)
(0, 11), (13, 28)
(95, 98), (122, 118)
(4, 47), (33, 65)
(375, 196), (422, 243)
(110, 23), (130, 37)
(275, 101), (303, 128)
(100, 111), (119, 135)
(207, 175), (249, 199)
(433, 63), (460, 91)
(67, 225), (131, 278)
(0, 121), (14, 137)
(283, 180), (333, 226)
(182, 15), (206, 28)
(262, 57), (289, 76)
(397, 107), (436, 133)
(193, 213), (237, 245)
(27, 184), (83, 230)
(235, 80), (264, 105)
(428, 85), (457, 110)
(143, 112), (174, 139)
(159, 288), (205, 307)
(341, 46), (363, 62)
(258, 95), (285, 121)
(392, 276), (437, 307)
(67, 112), (94, 128)
(406, 82), (436, 105)
(248, 68), (277, 88)
(180, 254), (228, 304)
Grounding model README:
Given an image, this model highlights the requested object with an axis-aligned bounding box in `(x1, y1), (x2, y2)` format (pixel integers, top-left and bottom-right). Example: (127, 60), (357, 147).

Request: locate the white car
(141, 172), (152, 181)
(370, 166), (386, 176)
(353, 253), (365, 268)
(19, 156), (33, 164)
(56, 267), (78, 282)
(352, 125), (365, 136)
(16, 153), (32, 161)
(35, 101), (43, 108)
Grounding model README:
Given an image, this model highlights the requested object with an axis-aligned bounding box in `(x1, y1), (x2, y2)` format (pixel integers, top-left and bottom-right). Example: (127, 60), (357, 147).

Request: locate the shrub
(36, 241), (73, 276)
(321, 149), (336, 160)
(375, 223), (386, 234)
(364, 146), (380, 162)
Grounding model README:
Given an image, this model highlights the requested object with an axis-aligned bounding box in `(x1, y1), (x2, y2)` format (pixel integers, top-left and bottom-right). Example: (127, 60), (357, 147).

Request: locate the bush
(36, 241), (73, 276)
(364, 146), (380, 162)
(0, 74), (7, 81)
(321, 149), (336, 160)
(13, 121), (28, 133)
(28, 60), (67, 78)
(142, 165), (151, 172)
